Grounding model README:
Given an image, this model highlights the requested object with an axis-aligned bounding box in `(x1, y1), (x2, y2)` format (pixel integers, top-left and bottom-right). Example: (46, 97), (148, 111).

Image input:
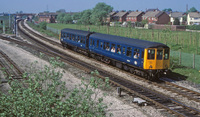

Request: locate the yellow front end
(143, 48), (170, 70)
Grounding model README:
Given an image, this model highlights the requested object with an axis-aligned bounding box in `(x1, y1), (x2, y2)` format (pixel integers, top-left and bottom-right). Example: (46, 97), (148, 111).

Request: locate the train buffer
(133, 97), (147, 106)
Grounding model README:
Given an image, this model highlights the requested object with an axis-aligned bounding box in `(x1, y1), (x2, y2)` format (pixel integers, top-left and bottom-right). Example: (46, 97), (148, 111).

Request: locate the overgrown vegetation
(0, 57), (111, 116)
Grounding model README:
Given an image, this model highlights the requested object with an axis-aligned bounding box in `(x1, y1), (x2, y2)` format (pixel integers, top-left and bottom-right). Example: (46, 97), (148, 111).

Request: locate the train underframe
(61, 42), (168, 80)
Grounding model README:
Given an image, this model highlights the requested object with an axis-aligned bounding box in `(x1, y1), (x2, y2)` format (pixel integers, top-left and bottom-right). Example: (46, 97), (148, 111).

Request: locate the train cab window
(126, 47), (132, 57)
(157, 49), (163, 60)
(133, 48), (140, 59)
(147, 49), (155, 59)
(111, 44), (115, 53)
(164, 49), (169, 60)
(122, 47), (126, 55)
(117, 45), (121, 54)
(96, 40), (99, 48)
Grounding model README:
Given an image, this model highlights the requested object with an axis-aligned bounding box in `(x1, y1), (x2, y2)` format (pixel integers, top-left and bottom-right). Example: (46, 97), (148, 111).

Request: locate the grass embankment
(28, 22), (200, 84)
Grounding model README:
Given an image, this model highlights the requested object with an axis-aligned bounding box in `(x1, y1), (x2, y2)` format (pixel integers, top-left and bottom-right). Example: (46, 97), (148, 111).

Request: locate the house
(142, 11), (170, 24)
(187, 12), (200, 25)
(38, 12), (58, 23)
(126, 11), (144, 23)
(106, 11), (117, 22)
(113, 11), (129, 22)
(169, 12), (184, 25)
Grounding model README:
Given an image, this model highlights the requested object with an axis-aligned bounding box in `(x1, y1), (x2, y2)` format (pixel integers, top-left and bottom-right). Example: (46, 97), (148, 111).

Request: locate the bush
(186, 25), (200, 30)
(39, 22), (47, 30)
(0, 57), (110, 116)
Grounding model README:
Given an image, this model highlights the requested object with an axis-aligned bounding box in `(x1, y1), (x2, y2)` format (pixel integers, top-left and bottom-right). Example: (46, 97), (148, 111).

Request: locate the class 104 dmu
(59, 28), (170, 80)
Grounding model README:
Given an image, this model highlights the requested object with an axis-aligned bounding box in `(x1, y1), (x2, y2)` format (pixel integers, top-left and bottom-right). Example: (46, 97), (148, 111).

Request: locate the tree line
(56, 2), (113, 25)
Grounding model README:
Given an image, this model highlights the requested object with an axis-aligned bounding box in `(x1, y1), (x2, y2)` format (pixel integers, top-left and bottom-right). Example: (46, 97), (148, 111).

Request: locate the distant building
(106, 11), (117, 22)
(126, 11), (144, 23)
(169, 12), (184, 25)
(38, 12), (58, 23)
(187, 12), (200, 25)
(113, 11), (129, 22)
(142, 11), (170, 24)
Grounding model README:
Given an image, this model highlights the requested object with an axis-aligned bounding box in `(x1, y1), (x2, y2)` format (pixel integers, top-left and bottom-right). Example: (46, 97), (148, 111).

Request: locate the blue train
(60, 28), (170, 80)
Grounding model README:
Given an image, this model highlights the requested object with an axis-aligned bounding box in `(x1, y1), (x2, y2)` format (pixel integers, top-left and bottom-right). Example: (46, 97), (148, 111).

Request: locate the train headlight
(149, 65), (153, 69)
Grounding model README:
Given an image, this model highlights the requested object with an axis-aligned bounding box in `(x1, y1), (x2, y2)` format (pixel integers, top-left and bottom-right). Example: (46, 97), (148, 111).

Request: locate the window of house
(126, 47), (132, 57)
(147, 49), (155, 59)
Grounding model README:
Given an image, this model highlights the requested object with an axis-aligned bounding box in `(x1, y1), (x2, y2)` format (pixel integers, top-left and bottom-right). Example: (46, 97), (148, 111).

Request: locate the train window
(69, 34), (71, 40)
(92, 39), (95, 46)
(142, 51), (144, 58)
(126, 47), (132, 57)
(90, 39), (92, 46)
(164, 49), (169, 60)
(117, 45), (121, 54)
(72, 35), (75, 41)
(111, 44), (115, 52)
(157, 49), (163, 60)
(67, 34), (69, 39)
(147, 49), (155, 59)
(77, 36), (80, 42)
(133, 48), (140, 59)
(104, 42), (110, 51)
(100, 42), (103, 49)
(97, 40), (99, 48)
(122, 47), (126, 55)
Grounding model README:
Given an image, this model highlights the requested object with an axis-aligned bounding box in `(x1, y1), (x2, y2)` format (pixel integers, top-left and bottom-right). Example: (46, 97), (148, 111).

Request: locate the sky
(0, 0), (200, 13)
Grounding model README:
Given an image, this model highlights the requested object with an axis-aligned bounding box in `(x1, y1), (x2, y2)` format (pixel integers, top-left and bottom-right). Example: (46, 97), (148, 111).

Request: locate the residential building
(187, 12), (200, 25)
(169, 12), (184, 25)
(113, 11), (129, 22)
(126, 11), (144, 23)
(38, 12), (58, 23)
(106, 11), (117, 22)
(142, 11), (170, 24)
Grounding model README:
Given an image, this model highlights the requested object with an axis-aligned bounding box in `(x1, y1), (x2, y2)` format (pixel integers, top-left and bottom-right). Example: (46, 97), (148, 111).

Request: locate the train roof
(90, 33), (169, 48)
(61, 28), (90, 36)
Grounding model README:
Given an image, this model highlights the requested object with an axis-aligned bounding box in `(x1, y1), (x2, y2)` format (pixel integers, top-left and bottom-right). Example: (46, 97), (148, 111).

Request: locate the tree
(90, 2), (113, 25)
(79, 9), (92, 25)
(188, 7), (197, 12)
(57, 13), (66, 23)
(141, 19), (148, 26)
(64, 14), (73, 24)
(56, 9), (66, 13)
(162, 8), (172, 12)
(39, 22), (47, 30)
(173, 18), (180, 25)
(72, 13), (81, 20)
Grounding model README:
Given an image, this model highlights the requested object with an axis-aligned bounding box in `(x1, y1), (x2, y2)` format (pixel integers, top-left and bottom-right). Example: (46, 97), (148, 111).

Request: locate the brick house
(106, 11), (117, 22)
(38, 12), (58, 23)
(113, 11), (129, 22)
(169, 12), (184, 25)
(126, 11), (144, 23)
(187, 12), (200, 25)
(142, 11), (170, 24)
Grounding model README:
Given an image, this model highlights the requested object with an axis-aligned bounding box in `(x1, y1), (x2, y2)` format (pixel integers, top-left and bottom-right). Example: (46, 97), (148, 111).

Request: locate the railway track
(15, 20), (200, 116)
(0, 49), (24, 80)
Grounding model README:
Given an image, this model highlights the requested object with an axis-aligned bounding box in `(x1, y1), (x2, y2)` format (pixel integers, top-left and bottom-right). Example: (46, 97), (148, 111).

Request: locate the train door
(156, 49), (164, 69)
(133, 48), (142, 67)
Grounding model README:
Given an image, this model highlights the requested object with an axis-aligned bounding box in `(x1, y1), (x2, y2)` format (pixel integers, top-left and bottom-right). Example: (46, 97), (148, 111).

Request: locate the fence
(46, 26), (200, 70)
(170, 50), (200, 70)
(47, 26), (61, 34)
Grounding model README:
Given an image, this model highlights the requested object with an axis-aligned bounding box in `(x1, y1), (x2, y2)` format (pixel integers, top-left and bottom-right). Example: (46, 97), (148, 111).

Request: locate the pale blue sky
(0, 0), (200, 13)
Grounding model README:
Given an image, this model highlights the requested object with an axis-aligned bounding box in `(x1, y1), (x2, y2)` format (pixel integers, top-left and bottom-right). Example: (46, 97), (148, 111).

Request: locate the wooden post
(179, 49), (181, 65)
(117, 87), (121, 97)
(193, 54), (195, 69)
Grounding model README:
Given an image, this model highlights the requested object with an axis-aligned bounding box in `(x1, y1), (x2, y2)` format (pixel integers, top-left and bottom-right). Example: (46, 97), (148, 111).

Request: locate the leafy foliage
(0, 57), (110, 116)
(173, 18), (180, 25)
(39, 21), (47, 30)
(162, 8), (172, 12)
(188, 7), (198, 12)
